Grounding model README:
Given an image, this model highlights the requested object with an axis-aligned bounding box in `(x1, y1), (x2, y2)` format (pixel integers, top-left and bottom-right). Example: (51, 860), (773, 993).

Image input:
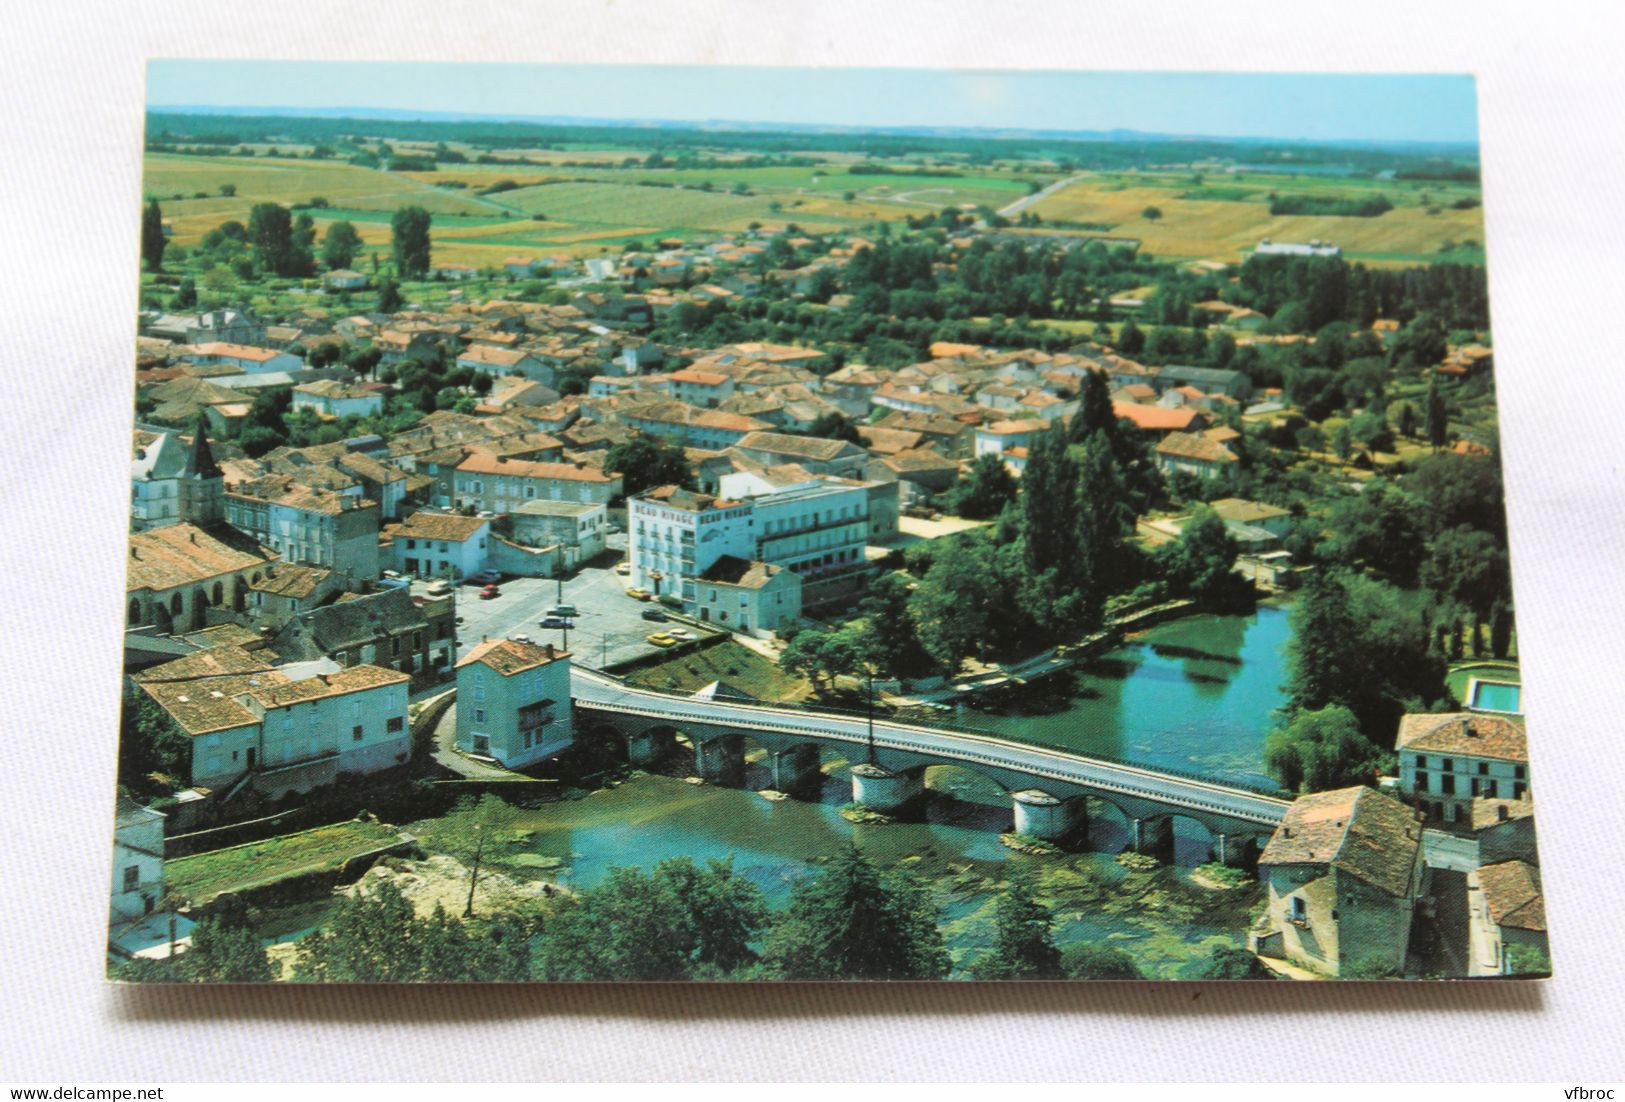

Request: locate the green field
(165, 818), (404, 905)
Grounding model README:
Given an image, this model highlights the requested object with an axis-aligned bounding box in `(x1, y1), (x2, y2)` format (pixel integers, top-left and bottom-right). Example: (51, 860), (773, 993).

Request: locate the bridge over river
(572, 668), (1290, 865)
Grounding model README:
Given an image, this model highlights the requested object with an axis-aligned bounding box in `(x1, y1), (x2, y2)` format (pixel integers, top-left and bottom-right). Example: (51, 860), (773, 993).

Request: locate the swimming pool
(1469, 678), (1523, 714)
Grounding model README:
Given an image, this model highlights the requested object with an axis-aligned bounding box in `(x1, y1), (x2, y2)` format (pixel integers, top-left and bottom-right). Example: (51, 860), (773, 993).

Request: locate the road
(997, 173), (1088, 219)
(571, 668), (1291, 828)
(428, 553), (714, 672)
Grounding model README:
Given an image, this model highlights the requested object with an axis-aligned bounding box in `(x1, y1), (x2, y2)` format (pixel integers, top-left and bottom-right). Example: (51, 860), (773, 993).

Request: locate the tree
(1156, 505), (1248, 610)
(1397, 401), (1419, 440)
(1068, 368), (1116, 445)
(909, 537), (999, 674)
(1264, 705), (1388, 793)
(1141, 206), (1163, 222)
(141, 200), (167, 272)
(779, 622), (864, 693)
(969, 866), (1063, 979)
(437, 794), (520, 917)
(1425, 374), (1449, 451)
(376, 276), (402, 314)
(118, 695), (191, 790)
(1190, 944), (1273, 979)
(952, 453), (1018, 519)
(219, 183), (236, 197)
(1062, 942), (1145, 979)
(1284, 570), (1447, 737)
(321, 220), (362, 271)
(289, 213), (317, 276)
(763, 846), (950, 980)
(857, 572), (934, 680)
(171, 276), (197, 310)
(535, 866), (697, 981)
(247, 202), (296, 276)
(803, 410), (859, 443)
(652, 856), (769, 975)
(604, 433), (694, 498)
(185, 898), (274, 982)
(391, 205), (433, 279)
(1115, 319), (1145, 355)
(1421, 525), (1510, 619)
(295, 879), (422, 982)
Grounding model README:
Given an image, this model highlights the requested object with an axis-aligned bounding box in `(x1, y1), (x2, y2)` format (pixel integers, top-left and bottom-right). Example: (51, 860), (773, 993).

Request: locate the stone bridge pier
(1213, 831), (1267, 869)
(850, 762), (925, 814)
(769, 744), (822, 795)
(1011, 790), (1088, 844)
(626, 727), (676, 768)
(1131, 815), (1175, 859)
(694, 735), (745, 784)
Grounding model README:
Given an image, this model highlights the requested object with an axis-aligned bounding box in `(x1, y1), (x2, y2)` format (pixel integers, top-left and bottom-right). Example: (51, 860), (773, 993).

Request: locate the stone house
(455, 639), (574, 768)
(1252, 785), (1425, 977)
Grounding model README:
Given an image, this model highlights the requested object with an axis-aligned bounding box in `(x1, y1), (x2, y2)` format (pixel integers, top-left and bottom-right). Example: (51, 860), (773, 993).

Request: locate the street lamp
(865, 663), (877, 764)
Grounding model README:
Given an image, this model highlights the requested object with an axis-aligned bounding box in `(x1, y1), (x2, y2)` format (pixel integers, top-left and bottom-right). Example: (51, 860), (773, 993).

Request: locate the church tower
(177, 414), (225, 527)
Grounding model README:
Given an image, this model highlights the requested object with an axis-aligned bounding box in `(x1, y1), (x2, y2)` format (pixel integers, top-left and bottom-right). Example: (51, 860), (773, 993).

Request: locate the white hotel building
(628, 476), (877, 611)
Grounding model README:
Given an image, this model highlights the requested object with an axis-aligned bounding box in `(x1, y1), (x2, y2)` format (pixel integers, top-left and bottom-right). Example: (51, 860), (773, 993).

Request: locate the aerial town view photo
(109, 62), (1543, 983)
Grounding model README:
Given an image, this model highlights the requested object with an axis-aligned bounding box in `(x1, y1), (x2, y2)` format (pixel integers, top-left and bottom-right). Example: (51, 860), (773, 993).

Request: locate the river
(266, 607), (1292, 977)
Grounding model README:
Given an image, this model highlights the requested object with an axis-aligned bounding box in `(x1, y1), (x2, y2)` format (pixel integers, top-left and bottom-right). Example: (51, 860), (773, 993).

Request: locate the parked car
(626, 587), (652, 601)
(479, 584), (501, 600)
(640, 608), (668, 622)
(666, 627), (695, 641)
(614, 562), (631, 576)
(546, 604), (578, 618)
(645, 632), (677, 647)
(469, 570), (502, 586)
(539, 616), (572, 629)
(512, 634), (532, 645)
(426, 579), (453, 596)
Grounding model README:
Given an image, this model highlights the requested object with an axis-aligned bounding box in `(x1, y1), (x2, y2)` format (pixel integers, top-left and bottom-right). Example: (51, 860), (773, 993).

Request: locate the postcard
(110, 62), (1542, 982)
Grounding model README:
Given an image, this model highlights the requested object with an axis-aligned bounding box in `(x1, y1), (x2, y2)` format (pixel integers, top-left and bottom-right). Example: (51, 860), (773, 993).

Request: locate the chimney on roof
(545, 642), (555, 660)
(1462, 717), (1475, 738)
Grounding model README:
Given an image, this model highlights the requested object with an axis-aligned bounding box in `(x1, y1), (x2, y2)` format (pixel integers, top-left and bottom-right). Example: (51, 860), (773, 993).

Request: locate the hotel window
(475, 708), (486, 724)
(1440, 774), (1456, 795)
(353, 725), (364, 742)
(386, 716), (404, 733)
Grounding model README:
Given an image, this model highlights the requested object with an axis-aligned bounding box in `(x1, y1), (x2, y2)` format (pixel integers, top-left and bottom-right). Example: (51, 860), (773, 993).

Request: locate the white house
(291, 380), (385, 420)
(385, 512), (492, 580)
(973, 419), (1048, 464)
(111, 795), (167, 925)
(323, 269), (369, 291)
(138, 663), (411, 798)
(453, 453), (622, 510)
(1395, 712), (1529, 828)
(694, 556), (803, 636)
(456, 345), (557, 386)
(1155, 432), (1239, 481)
(455, 638), (574, 768)
(179, 342), (303, 375)
(224, 478), (381, 579)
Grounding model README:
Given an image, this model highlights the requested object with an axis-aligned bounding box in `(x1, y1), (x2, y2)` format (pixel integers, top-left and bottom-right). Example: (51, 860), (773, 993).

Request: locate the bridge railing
(573, 669), (1291, 800)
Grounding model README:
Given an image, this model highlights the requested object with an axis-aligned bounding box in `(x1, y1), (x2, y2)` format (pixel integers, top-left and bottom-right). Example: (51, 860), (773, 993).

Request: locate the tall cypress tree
(1426, 374), (1449, 451)
(140, 199), (167, 273)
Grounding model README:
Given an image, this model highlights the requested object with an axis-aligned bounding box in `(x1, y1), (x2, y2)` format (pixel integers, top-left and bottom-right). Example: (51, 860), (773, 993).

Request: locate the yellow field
(1031, 177), (1485, 264)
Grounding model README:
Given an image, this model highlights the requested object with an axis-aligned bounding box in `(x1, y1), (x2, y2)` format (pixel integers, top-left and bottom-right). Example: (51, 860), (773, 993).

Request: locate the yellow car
(627, 587), (653, 601)
(645, 632), (677, 647)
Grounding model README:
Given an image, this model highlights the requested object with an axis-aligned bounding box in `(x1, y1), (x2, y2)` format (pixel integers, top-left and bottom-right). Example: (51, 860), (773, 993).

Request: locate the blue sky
(147, 62), (1478, 146)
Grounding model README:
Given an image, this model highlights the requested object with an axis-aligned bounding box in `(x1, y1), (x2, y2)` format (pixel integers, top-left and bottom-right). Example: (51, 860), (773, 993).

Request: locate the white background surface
(1, 0), (1623, 1083)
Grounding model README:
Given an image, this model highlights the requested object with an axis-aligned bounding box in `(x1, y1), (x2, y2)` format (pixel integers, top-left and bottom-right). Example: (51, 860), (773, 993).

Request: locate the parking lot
(424, 559), (717, 671)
